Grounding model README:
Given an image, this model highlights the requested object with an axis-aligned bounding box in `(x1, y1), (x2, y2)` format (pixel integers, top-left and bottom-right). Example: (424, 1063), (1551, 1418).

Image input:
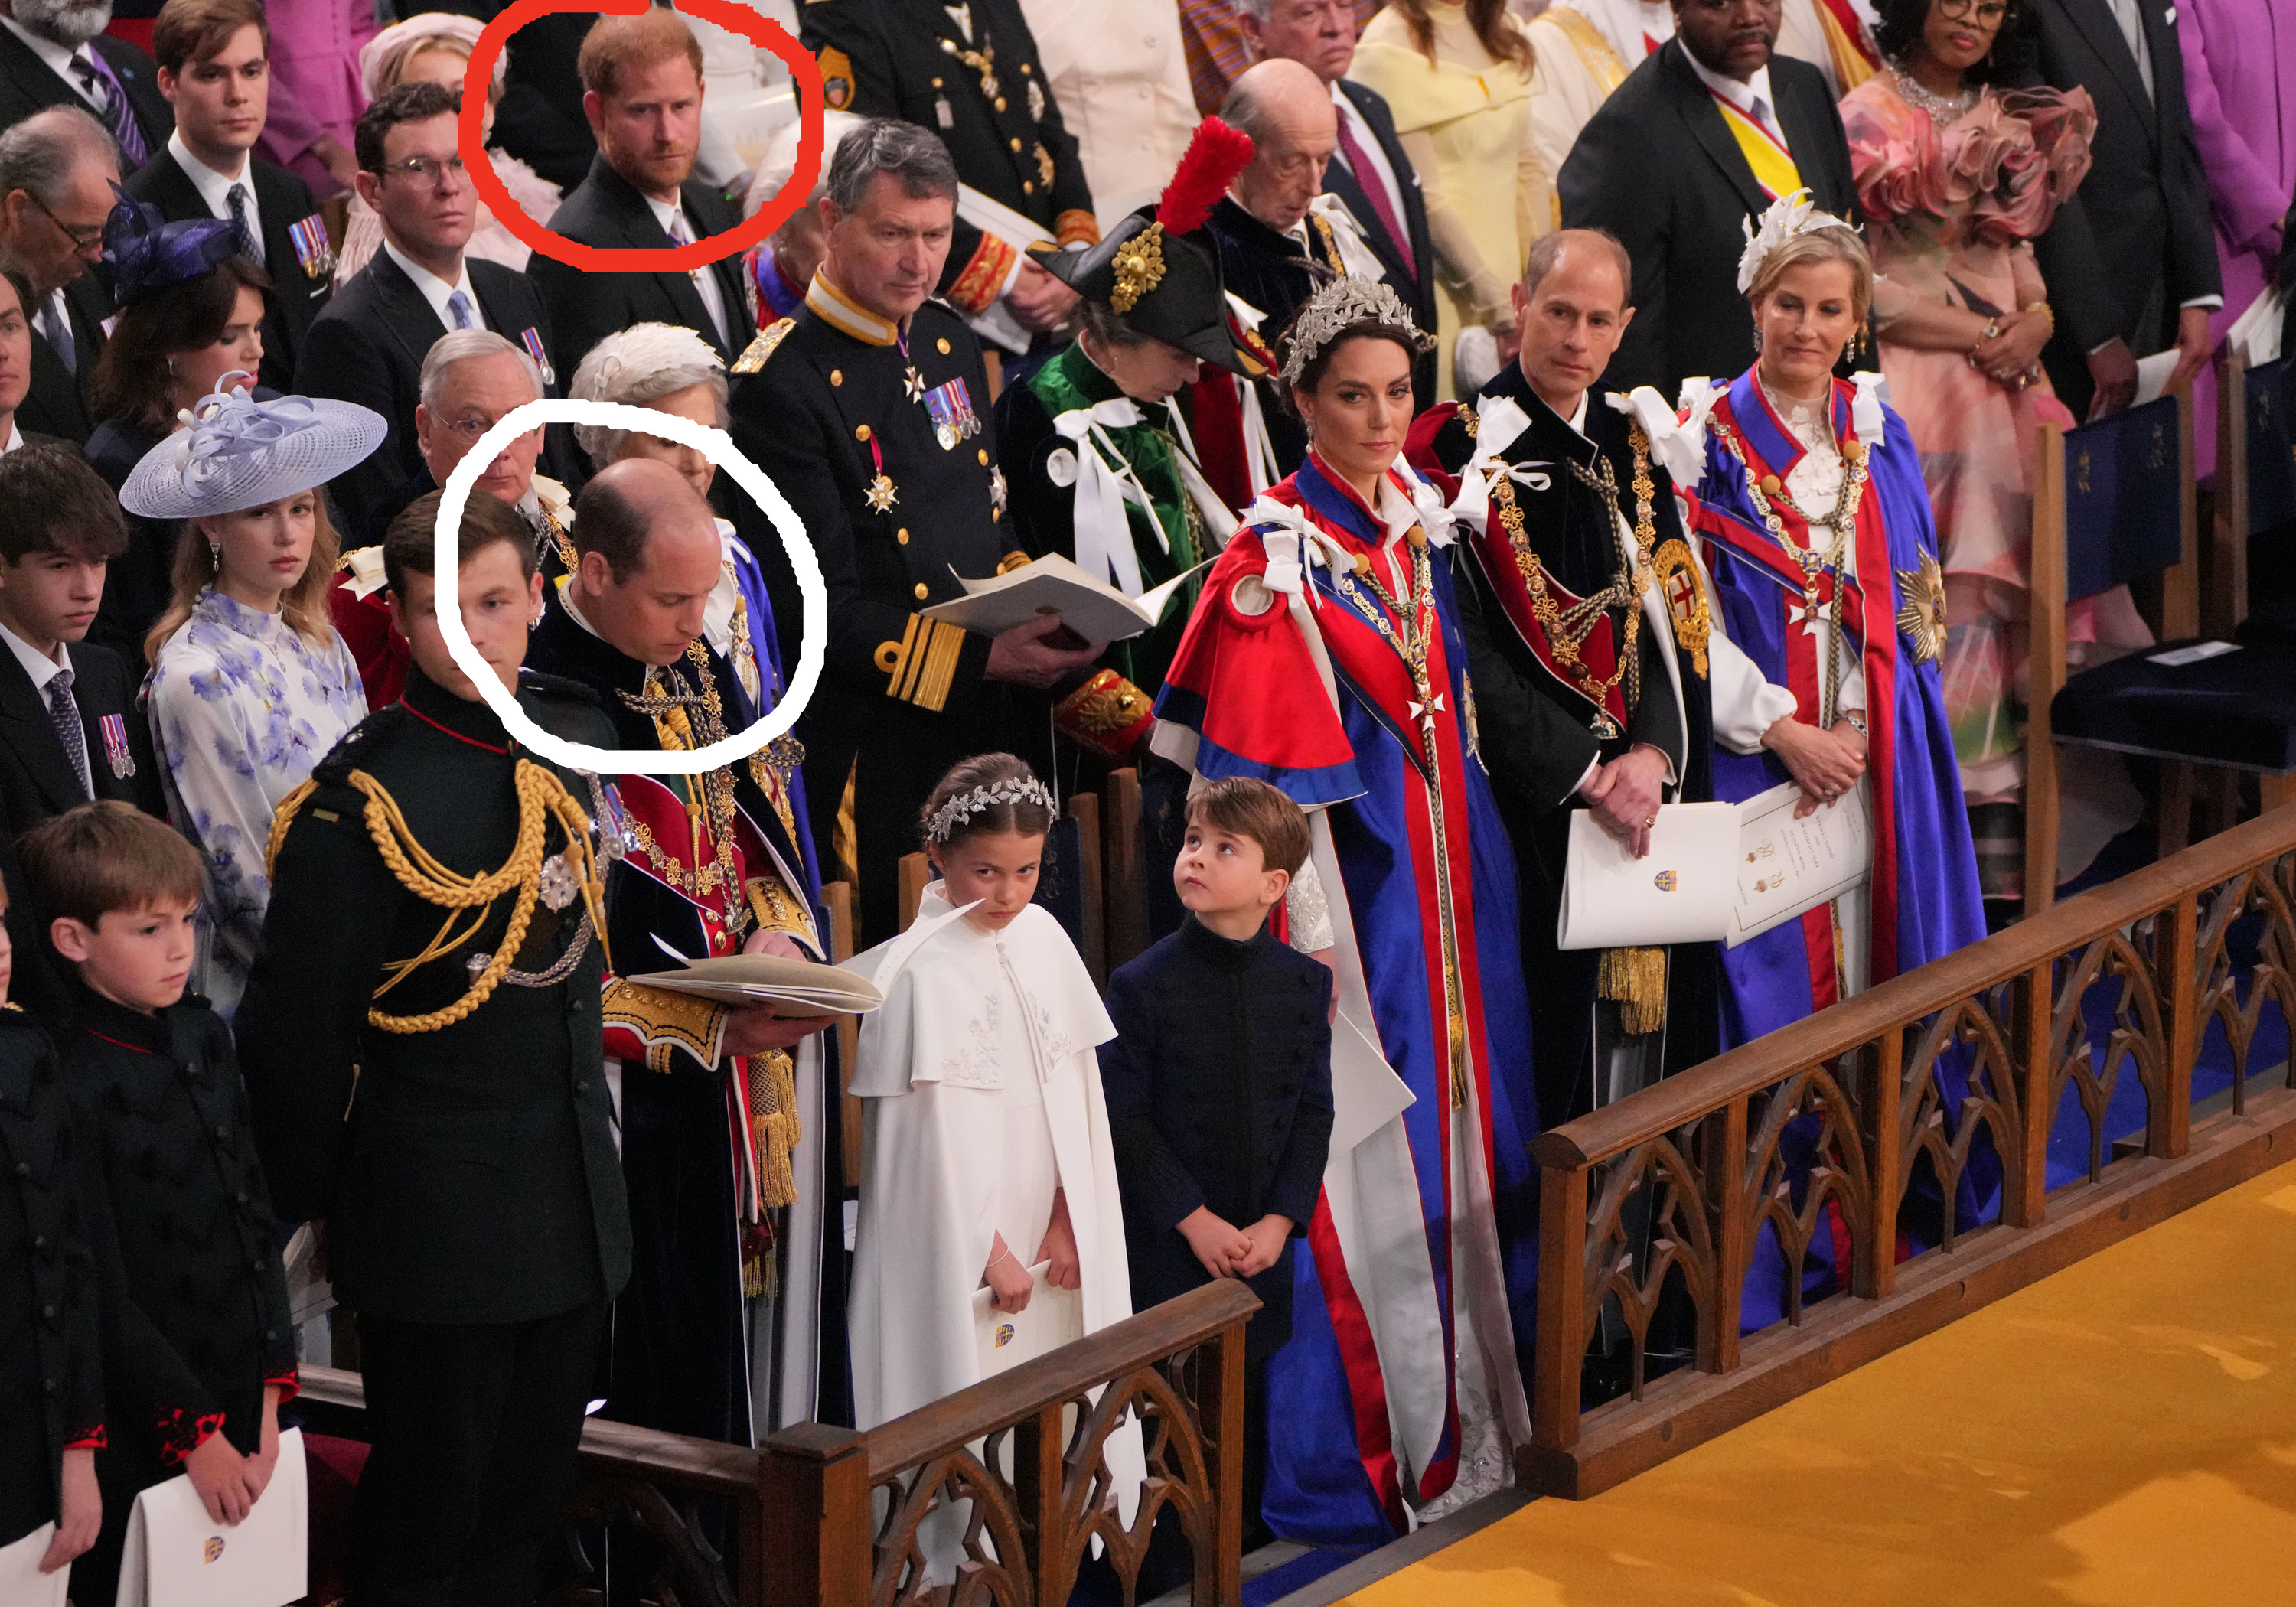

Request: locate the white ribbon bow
(1240, 494), (1353, 608)
(1444, 393), (1553, 537)
(1054, 397), (1163, 597)
(1849, 371), (1887, 442)
(1303, 194), (1389, 282)
(1623, 379), (1722, 488)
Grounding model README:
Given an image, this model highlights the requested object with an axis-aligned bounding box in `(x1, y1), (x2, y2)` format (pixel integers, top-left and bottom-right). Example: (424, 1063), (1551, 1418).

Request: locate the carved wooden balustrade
(1525, 804), (2296, 1498)
(300, 1277), (1258, 1606)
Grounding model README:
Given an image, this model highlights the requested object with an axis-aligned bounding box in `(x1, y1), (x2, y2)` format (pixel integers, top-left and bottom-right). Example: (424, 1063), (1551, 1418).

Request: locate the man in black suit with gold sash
(1413, 231), (1726, 1127)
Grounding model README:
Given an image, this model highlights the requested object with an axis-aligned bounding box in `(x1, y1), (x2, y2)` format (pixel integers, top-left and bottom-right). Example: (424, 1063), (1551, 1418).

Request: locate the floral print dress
(147, 588), (367, 1016)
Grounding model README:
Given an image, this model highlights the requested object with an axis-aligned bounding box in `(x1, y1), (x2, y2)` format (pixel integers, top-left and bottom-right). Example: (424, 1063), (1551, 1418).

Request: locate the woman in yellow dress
(1349, 0), (1547, 398)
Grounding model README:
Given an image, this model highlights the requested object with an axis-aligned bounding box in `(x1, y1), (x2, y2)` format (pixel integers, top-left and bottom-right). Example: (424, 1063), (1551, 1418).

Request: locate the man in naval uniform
(729, 118), (1101, 942)
(803, 0), (1097, 353)
(1411, 229), (1727, 1129)
(521, 458), (848, 1462)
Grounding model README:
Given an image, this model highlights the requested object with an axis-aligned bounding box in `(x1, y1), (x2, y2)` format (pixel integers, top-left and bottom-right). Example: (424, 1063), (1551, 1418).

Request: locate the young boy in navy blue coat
(25, 804), (296, 1606)
(1097, 777), (1334, 1545)
(0, 882), (106, 1583)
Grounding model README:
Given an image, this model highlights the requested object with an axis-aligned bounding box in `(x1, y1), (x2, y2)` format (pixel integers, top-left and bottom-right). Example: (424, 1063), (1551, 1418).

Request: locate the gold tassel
(1599, 947), (1668, 1036)
(747, 1051), (801, 1210)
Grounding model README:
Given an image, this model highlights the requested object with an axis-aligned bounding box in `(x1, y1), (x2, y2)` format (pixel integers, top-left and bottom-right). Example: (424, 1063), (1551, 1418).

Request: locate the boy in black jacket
(0, 886), (106, 1582)
(24, 803), (295, 1605)
(1097, 777), (1334, 1545)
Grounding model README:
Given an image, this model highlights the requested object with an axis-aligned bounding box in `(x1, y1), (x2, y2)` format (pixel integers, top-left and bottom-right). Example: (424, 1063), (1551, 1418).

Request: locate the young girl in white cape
(847, 755), (1143, 1508)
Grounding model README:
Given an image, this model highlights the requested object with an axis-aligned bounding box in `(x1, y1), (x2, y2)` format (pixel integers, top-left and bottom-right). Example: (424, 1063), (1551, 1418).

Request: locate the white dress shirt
(643, 193), (731, 349)
(0, 621), (89, 797)
(167, 128), (263, 241)
(381, 238), (483, 331)
(0, 422), (21, 454)
(1684, 54), (1791, 153)
(0, 15), (106, 110)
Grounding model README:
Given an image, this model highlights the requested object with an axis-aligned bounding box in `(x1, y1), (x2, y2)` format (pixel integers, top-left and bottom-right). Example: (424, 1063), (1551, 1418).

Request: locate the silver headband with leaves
(1277, 277), (1436, 387)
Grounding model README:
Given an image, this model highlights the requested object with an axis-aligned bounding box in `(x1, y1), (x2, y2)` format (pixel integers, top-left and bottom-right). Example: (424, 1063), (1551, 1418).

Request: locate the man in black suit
(297, 80), (556, 534)
(125, 0), (330, 395)
(527, 8), (754, 376)
(1559, 0), (1857, 400)
(0, 445), (162, 1014)
(1240, 0), (1439, 407)
(0, 106), (117, 444)
(2029, 0), (2220, 419)
(0, 0), (171, 170)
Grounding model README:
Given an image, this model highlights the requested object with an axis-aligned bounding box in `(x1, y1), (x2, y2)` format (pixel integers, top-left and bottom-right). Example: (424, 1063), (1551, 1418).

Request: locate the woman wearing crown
(1662, 192), (1989, 1322)
(1153, 279), (1539, 1543)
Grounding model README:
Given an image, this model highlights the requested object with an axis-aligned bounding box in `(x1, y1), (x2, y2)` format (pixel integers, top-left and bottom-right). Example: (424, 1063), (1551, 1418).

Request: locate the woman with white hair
(739, 109), (865, 326)
(566, 322), (785, 719)
(333, 12), (565, 285)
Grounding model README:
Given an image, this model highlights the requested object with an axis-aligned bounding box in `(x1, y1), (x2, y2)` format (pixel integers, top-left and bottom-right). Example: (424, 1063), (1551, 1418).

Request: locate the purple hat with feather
(100, 187), (243, 307)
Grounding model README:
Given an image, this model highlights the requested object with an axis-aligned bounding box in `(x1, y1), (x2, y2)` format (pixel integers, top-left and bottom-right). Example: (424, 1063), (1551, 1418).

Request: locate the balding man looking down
(525, 455), (846, 1452)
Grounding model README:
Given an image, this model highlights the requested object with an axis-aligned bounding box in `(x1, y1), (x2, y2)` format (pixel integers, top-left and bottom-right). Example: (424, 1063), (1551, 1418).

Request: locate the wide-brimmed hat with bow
(1036, 118), (1269, 377)
(120, 386), (388, 520)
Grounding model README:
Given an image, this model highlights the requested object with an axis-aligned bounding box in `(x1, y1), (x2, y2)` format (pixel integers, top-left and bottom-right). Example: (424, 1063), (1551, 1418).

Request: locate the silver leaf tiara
(925, 775), (1057, 843)
(1277, 277), (1436, 388)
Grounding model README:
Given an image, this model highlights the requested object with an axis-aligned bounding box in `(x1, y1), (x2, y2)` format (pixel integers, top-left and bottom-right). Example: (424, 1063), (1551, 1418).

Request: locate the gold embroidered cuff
(947, 232), (1019, 315)
(996, 549), (1032, 575)
(604, 977), (727, 1071)
(745, 874), (816, 944)
(1055, 208), (1099, 249)
(1055, 668), (1156, 759)
(876, 614), (969, 712)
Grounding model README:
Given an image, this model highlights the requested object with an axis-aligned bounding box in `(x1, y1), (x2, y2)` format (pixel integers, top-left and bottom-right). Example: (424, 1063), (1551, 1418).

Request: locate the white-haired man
(300, 80), (556, 533)
(0, 106), (117, 443)
(0, 0), (171, 167)
(331, 328), (569, 707)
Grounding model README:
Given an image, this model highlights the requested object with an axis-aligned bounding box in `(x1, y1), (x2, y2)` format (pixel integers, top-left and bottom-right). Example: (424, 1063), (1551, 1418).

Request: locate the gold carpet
(1340, 1159), (2296, 1607)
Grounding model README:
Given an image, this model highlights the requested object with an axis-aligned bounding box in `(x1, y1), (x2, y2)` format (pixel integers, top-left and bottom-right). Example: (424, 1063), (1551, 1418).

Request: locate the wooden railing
(1525, 804), (2296, 1498)
(301, 1277), (1259, 1605)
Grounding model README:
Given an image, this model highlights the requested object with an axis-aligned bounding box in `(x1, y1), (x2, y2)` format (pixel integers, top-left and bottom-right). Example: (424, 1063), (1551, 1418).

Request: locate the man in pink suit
(2177, 0), (2295, 464)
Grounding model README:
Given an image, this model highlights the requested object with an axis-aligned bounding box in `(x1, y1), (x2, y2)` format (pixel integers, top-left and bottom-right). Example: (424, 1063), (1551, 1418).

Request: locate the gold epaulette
(873, 614), (967, 712)
(1055, 668), (1155, 760)
(732, 317), (797, 375)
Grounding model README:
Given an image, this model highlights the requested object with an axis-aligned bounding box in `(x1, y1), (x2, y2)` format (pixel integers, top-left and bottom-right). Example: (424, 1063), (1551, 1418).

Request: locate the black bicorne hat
(1036, 118), (1269, 379)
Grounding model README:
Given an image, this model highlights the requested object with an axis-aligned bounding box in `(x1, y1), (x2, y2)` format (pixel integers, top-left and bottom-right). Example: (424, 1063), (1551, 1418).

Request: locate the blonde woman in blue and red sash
(1659, 191), (1988, 1325)
(1152, 279), (1538, 1547)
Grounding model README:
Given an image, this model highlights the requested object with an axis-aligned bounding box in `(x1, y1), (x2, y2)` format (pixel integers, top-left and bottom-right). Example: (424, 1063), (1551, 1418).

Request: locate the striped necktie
(70, 50), (148, 169)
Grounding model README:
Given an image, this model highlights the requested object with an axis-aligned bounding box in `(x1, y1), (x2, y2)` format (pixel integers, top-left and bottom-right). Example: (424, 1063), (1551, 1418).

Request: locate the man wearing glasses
(325, 328), (569, 707)
(299, 80), (557, 536)
(0, 105), (117, 444)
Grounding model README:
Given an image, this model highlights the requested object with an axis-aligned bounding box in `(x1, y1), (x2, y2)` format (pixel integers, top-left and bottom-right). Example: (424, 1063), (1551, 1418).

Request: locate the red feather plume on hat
(1156, 118), (1255, 236)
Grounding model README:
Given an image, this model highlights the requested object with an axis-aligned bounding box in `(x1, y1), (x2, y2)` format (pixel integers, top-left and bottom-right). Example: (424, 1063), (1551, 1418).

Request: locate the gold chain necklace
(621, 644), (752, 937)
(1717, 420), (1871, 722)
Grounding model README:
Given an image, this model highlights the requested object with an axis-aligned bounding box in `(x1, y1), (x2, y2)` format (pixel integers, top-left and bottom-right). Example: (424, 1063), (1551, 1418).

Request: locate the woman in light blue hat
(124, 383), (386, 1015)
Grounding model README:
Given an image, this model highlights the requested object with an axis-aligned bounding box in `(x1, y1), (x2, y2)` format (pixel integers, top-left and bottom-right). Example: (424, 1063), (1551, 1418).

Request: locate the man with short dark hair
(0, 106), (117, 442)
(524, 455), (848, 1455)
(0, 0), (171, 169)
(1558, 0), (1857, 398)
(802, 0), (1095, 355)
(297, 81), (556, 533)
(125, 0), (332, 392)
(527, 8), (755, 370)
(729, 116), (1098, 941)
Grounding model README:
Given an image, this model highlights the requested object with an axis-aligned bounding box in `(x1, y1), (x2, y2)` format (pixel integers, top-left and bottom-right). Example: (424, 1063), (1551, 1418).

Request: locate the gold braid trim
(275, 761), (606, 1035)
(748, 1049), (800, 1212)
(1599, 945), (1667, 1035)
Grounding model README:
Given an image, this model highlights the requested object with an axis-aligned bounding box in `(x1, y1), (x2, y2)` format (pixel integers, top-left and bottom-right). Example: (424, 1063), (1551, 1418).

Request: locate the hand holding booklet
(921, 553), (1211, 644)
(625, 953), (884, 1016)
(972, 1260), (1084, 1377)
(1727, 778), (1872, 947)
(1557, 802), (1740, 950)
(114, 1428), (308, 1606)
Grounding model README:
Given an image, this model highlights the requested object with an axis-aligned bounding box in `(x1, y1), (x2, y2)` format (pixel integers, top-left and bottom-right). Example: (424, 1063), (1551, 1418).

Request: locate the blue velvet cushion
(2053, 639), (2296, 771)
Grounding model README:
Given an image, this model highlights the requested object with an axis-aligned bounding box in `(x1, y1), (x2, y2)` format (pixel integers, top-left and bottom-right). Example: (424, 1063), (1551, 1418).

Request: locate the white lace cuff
(1286, 859), (1335, 953)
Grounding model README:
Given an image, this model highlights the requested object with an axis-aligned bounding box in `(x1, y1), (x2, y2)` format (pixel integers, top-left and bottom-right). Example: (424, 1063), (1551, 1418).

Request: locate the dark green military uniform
(803, 0), (1100, 314)
(236, 666), (629, 1602)
(729, 281), (1042, 941)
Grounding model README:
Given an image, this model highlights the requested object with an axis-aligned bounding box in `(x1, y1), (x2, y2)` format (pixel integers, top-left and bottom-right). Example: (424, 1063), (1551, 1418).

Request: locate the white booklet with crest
(114, 1428), (308, 1607)
(1557, 802), (1740, 950)
(625, 952), (884, 1016)
(1727, 779), (1874, 947)
(0, 1522), (68, 1607)
(971, 1260), (1084, 1377)
(921, 553), (1211, 644)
